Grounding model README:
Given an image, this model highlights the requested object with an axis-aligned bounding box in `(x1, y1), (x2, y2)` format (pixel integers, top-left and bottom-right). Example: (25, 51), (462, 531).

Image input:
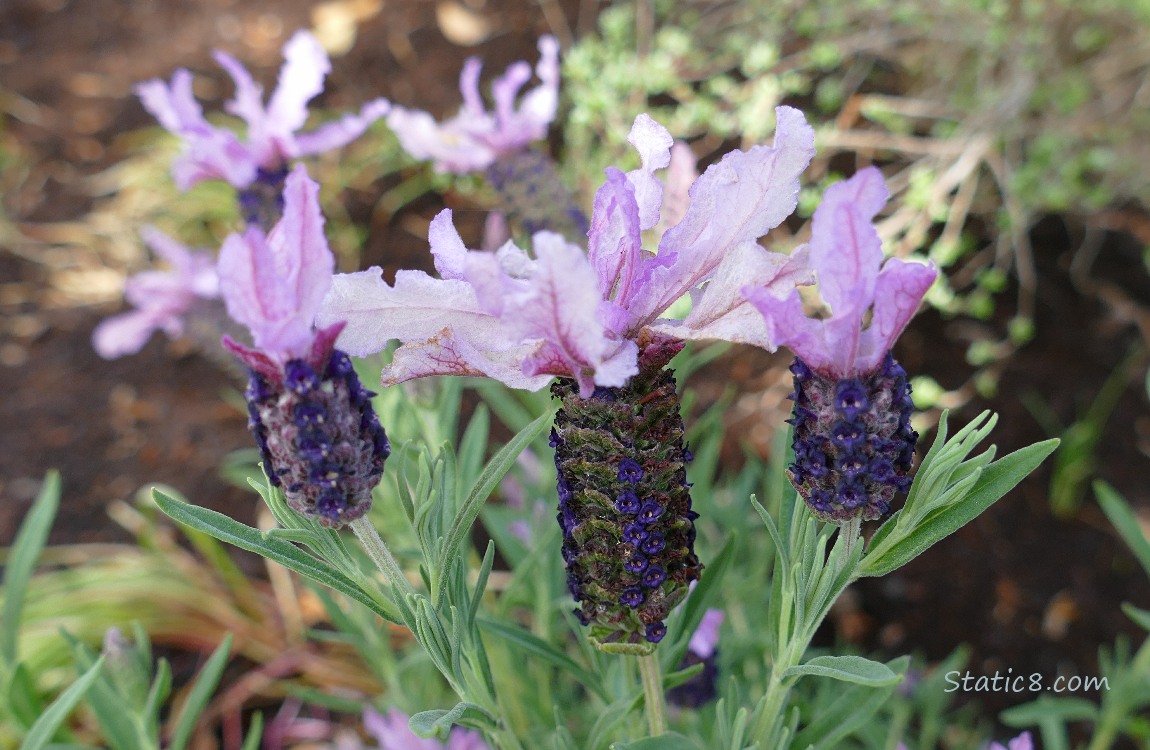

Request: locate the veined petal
(744, 286), (832, 372)
(319, 268), (503, 357)
(809, 167), (888, 322)
(625, 113), (673, 230)
(267, 30), (331, 134)
(651, 241), (810, 349)
(855, 258), (937, 373)
(658, 141), (698, 234)
(267, 165), (333, 327)
(294, 98), (389, 155)
(509, 232), (635, 397)
(629, 106), (815, 329)
(385, 330), (552, 391)
(587, 167), (643, 305)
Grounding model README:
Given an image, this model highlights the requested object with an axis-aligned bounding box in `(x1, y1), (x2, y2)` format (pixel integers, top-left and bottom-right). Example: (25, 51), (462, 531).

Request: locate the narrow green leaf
(7, 662), (45, 729)
(67, 638), (140, 750)
(1122, 603), (1150, 632)
(409, 702), (493, 739)
(859, 439), (1059, 577)
(20, 657), (104, 750)
(142, 659), (172, 739)
(438, 412), (551, 599)
(169, 634), (233, 750)
(153, 491), (399, 623)
(610, 732), (701, 750)
(781, 655), (901, 686)
(790, 657), (908, 747)
(241, 712), (264, 750)
(1000, 695), (1098, 724)
(2, 471), (61, 666)
(477, 618), (611, 703)
(1095, 481), (1150, 580)
(468, 541), (495, 629)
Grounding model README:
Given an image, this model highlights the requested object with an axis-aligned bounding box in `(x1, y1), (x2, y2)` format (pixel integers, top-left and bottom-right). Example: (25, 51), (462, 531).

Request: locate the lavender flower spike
(92, 227), (220, 359)
(990, 732), (1034, 750)
(386, 36), (559, 174)
(219, 164), (389, 528)
(322, 108), (815, 645)
(746, 167), (937, 524)
(136, 30), (388, 195)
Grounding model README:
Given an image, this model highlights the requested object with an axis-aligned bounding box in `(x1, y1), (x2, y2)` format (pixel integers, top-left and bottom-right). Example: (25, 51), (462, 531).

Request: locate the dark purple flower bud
(638, 500), (664, 525)
(641, 565), (667, 588)
(639, 532), (666, 555)
(615, 491), (641, 514)
(617, 459), (644, 483)
(786, 353), (918, 523)
(621, 587), (645, 608)
(644, 622), (667, 644)
(550, 366), (702, 647)
(623, 523), (649, 546)
(624, 554), (649, 573)
(242, 349), (389, 528)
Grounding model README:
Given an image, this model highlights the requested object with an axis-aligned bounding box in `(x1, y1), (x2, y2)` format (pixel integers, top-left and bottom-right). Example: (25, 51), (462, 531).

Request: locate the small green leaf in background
(2, 471), (61, 667)
(168, 634), (233, 750)
(781, 655), (902, 686)
(20, 657), (103, 750)
(409, 702), (493, 739)
(610, 732), (702, 750)
(152, 490), (399, 623)
(1095, 480), (1150, 580)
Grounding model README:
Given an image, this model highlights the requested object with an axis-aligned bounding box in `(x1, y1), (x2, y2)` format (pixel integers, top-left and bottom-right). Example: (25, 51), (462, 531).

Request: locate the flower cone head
(550, 361), (700, 647)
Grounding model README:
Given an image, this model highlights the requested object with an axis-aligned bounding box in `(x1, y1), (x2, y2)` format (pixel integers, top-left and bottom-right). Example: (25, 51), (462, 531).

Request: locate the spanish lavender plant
(91, 227), (221, 359)
(747, 167), (937, 526)
(217, 164), (389, 527)
(320, 107), (815, 651)
(386, 36), (585, 239)
(136, 29), (388, 227)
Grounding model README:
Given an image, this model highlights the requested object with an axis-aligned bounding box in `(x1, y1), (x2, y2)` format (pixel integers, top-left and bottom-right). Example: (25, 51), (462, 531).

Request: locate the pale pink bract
(386, 36), (560, 174)
(136, 30), (388, 190)
(92, 228), (220, 359)
(319, 107), (816, 397)
(745, 167), (937, 378)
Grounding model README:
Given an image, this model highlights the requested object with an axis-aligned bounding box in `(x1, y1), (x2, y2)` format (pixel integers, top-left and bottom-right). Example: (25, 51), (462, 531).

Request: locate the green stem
(639, 652), (667, 736)
(349, 517), (415, 598)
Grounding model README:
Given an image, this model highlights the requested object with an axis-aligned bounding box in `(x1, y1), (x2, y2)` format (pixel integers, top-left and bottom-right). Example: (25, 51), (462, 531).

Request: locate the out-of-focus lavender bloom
(92, 227), (220, 359)
(386, 36), (559, 175)
(687, 607), (724, 659)
(668, 608), (724, 707)
(745, 168), (937, 524)
(136, 30), (388, 192)
(363, 708), (488, 750)
(218, 165), (389, 527)
(320, 106), (816, 397)
(989, 732), (1034, 750)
